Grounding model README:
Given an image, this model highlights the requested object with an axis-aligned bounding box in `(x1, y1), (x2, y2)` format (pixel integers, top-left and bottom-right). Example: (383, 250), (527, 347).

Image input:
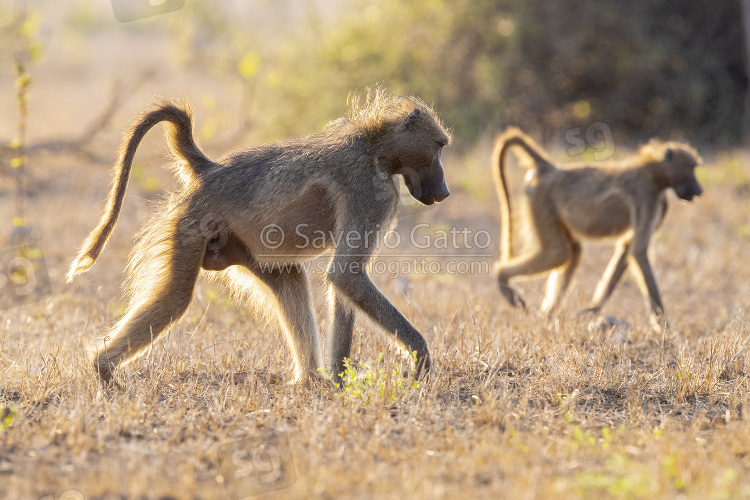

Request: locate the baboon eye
(664, 148), (674, 161)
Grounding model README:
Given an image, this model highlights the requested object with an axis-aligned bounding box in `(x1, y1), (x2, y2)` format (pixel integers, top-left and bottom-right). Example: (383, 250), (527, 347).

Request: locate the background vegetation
(161, 0), (749, 146)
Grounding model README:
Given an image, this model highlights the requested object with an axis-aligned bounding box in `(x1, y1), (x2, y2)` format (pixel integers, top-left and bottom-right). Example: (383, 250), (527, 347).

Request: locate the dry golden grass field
(2, 128), (750, 500)
(3, 4), (750, 500)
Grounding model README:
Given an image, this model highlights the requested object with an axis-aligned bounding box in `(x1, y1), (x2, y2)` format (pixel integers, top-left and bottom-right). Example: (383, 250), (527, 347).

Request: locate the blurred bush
(505, 0), (747, 147)
(172, 0), (747, 147)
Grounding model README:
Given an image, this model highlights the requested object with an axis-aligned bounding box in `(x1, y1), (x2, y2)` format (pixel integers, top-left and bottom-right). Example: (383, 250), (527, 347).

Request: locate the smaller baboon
(493, 127), (702, 330)
(67, 90), (451, 385)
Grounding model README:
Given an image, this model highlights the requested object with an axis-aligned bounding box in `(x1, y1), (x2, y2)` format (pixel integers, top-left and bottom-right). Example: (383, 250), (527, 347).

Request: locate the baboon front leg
(325, 287), (356, 385)
(495, 267), (527, 310)
(629, 250), (666, 331)
(328, 264), (431, 377)
(580, 240), (631, 317)
(541, 240), (581, 314)
(91, 239), (204, 382)
(628, 208), (666, 331)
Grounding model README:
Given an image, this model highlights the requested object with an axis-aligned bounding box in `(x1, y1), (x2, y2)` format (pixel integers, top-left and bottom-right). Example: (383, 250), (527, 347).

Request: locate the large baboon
(493, 127), (702, 330)
(67, 90), (451, 385)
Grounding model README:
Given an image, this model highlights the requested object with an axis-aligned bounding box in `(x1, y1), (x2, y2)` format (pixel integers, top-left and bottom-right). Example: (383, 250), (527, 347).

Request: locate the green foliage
(169, 0), (514, 142)
(2, 4), (43, 235)
(171, 0), (745, 147)
(0, 6), (44, 63)
(10, 53), (32, 233)
(550, 424), (742, 498)
(273, 0), (513, 141)
(662, 454), (686, 491)
(505, 0), (746, 146)
(338, 353), (420, 404)
(1, 405), (17, 431)
(129, 163), (162, 193)
(12, 59), (31, 167)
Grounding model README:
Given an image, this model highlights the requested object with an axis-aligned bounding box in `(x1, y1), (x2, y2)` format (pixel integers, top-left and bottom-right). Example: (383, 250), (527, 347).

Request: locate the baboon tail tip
(495, 126), (523, 144)
(66, 255), (94, 283)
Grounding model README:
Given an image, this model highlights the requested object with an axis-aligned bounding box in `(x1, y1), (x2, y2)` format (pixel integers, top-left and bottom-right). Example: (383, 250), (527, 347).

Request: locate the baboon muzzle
(420, 183), (450, 205)
(674, 180), (703, 202)
(418, 166), (450, 205)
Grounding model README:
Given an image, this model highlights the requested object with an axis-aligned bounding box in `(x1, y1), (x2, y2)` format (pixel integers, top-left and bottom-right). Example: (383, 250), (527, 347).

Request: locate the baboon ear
(664, 148), (674, 161)
(404, 108), (422, 130)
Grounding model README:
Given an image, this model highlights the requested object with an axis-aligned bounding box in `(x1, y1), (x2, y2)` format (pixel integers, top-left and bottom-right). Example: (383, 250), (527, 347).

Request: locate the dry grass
(2, 11), (750, 495)
(1, 136), (750, 500)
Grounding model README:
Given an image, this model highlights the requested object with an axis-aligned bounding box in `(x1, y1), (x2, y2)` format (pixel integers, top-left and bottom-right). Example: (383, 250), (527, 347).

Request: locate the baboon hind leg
(217, 243), (324, 384)
(263, 267), (323, 383)
(497, 212), (574, 309)
(541, 240), (581, 314)
(91, 231), (205, 382)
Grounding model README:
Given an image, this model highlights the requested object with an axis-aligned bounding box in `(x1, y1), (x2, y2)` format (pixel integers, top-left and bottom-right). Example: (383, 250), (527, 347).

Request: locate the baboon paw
(650, 315), (670, 333)
(499, 282), (526, 310)
(418, 366), (435, 384)
(297, 370), (337, 392)
(540, 300), (557, 316)
(414, 355), (433, 381)
(93, 362), (117, 386)
(578, 307), (601, 318)
(95, 370), (122, 389)
(516, 295), (527, 311)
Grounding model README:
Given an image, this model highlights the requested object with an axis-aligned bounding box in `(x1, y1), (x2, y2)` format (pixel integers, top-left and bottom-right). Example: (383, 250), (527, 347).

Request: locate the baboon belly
(558, 192), (632, 238)
(232, 189), (337, 262)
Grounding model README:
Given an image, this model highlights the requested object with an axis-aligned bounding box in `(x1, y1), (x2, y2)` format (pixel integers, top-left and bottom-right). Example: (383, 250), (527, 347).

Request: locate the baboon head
(641, 141), (703, 202)
(663, 146), (703, 202)
(392, 108), (451, 205)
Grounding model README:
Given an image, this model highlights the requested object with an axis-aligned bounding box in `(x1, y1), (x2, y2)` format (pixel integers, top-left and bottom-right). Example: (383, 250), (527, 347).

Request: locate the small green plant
(0, 405), (17, 431)
(338, 352), (420, 404)
(662, 454), (686, 491)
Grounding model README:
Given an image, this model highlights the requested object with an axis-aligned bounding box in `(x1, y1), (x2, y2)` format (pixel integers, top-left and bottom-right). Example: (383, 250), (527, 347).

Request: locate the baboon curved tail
(67, 101), (214, 282)
(493, 127), (556, 262)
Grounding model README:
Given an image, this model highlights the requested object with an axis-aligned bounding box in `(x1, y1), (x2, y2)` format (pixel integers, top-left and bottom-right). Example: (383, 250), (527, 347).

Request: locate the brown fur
(493, 127), (702, 330)
(68, 90), (451, 385)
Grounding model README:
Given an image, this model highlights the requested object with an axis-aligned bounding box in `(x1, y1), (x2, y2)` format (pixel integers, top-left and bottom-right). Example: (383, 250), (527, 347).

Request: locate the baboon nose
(421, 191), (449, 205)
(434, 188), (450, 203)
(418, 182), (450, 205)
